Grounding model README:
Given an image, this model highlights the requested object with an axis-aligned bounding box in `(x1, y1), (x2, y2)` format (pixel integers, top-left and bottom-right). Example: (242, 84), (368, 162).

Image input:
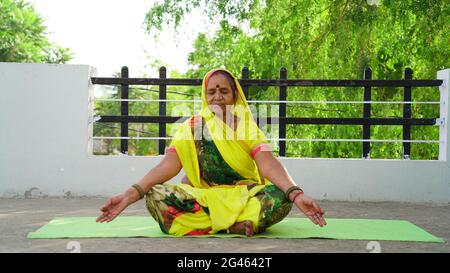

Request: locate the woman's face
(205, 73), (236, 115)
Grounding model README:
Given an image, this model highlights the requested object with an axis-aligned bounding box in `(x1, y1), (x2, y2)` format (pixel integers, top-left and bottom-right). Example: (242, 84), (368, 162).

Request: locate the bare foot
(228, 220), (254, 237)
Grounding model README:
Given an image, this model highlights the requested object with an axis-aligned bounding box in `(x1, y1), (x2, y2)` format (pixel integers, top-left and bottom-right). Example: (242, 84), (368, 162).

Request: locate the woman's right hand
(96, 193), (131, 223)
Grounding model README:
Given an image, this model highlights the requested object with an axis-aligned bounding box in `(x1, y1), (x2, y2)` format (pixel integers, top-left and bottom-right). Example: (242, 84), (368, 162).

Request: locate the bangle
(291, 191), (304, 203)
(132, 184), (145, 200)
(285, 186), (304, 202)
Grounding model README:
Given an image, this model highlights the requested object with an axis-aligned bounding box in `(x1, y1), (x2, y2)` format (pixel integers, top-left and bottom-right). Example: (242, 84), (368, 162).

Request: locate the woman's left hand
(294, 194), (327, 227)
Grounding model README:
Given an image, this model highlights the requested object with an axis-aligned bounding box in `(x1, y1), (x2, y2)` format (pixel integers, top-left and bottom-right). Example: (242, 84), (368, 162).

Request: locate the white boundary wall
(1, 62), (449, 203)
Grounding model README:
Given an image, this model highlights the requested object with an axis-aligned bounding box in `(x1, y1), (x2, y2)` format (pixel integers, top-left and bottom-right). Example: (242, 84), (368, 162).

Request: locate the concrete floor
(0, 197), (449, 253)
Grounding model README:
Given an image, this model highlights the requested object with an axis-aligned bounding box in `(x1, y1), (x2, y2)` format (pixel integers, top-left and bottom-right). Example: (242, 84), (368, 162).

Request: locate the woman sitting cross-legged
(96, 68), (327, 236)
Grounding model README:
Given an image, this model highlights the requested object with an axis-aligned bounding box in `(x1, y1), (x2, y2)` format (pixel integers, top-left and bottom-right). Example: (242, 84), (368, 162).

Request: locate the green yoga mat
(27, 216), (444, 243)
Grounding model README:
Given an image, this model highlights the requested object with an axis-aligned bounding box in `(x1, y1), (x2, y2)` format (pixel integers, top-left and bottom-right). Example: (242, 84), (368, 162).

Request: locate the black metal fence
(90, 67), (443, 158)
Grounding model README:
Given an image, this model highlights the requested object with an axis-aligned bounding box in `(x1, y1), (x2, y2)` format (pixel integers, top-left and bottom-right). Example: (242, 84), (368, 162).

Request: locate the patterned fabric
(146, 183), (292, 235)
(145, 118), (292, 235)
(194, 117), (257, 186)
(145, 183), (212, 235)
(254, 185), (293, 232)
(144, 68), (293, 236)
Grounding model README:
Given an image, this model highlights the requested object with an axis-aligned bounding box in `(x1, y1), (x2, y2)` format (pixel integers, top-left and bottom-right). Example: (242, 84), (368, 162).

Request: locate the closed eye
(207, 88), (231, 94)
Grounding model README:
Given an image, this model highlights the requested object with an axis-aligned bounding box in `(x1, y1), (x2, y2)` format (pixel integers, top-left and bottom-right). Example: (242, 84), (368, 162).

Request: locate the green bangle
(132, 184), (145, 200)
(285, 186), (303, 202)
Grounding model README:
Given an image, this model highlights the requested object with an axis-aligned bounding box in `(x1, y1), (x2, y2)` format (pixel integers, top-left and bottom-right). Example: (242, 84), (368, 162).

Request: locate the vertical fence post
(87, 67), (97, 156)
(403, 68), (413, 159)
(120, 66), (129, 155)
(241, 67), (249, 99)
(279, 67), (287, 157)
(438, 69), (450, 161)
(159, 67), (167, 155)
(363, 67), (372, 159)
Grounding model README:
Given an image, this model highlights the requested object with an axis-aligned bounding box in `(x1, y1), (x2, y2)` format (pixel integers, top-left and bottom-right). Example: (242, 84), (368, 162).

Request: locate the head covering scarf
(171, 68), (269, 189)
(166, 68), (270, 233)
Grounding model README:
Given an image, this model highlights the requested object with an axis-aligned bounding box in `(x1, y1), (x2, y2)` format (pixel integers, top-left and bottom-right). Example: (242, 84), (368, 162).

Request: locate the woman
(96, 68), (326, 236)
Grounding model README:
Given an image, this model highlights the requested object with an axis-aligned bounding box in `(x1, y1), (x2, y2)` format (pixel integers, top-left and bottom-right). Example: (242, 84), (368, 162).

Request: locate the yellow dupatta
(169, 68), (270, 234)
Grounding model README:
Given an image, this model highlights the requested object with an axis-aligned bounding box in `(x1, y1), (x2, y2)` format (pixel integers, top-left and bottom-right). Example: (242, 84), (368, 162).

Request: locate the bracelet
(285, 186), (304, 202)
(291, 191), (304, 203)
(132, 184), (145, 200)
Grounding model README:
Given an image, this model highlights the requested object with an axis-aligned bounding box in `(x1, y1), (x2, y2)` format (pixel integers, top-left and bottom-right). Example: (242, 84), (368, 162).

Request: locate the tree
(0, 0), (73, 63)
(140, 0), (449, 159)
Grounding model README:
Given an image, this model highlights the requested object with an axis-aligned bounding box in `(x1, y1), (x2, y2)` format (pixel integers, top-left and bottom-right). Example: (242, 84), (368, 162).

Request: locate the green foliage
(0, 0), (73, 63)
(133, 0), (449, 159)
(144, 0), (255, 34)
(93, 69), (200, 156)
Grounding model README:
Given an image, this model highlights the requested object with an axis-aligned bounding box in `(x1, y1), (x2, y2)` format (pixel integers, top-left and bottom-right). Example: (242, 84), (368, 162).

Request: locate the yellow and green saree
(145, 68), (292, 236)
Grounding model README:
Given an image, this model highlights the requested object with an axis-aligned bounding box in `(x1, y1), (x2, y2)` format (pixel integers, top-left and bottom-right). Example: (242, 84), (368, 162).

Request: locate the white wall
(1, 63), (449, 203)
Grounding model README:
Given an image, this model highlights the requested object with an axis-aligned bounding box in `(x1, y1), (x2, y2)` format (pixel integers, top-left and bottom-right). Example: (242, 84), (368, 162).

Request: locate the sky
(27, 0), (214, 77)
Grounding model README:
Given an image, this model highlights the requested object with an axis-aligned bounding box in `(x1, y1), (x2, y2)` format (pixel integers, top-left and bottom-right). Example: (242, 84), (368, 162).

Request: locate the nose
(214, 89), (223, 101)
